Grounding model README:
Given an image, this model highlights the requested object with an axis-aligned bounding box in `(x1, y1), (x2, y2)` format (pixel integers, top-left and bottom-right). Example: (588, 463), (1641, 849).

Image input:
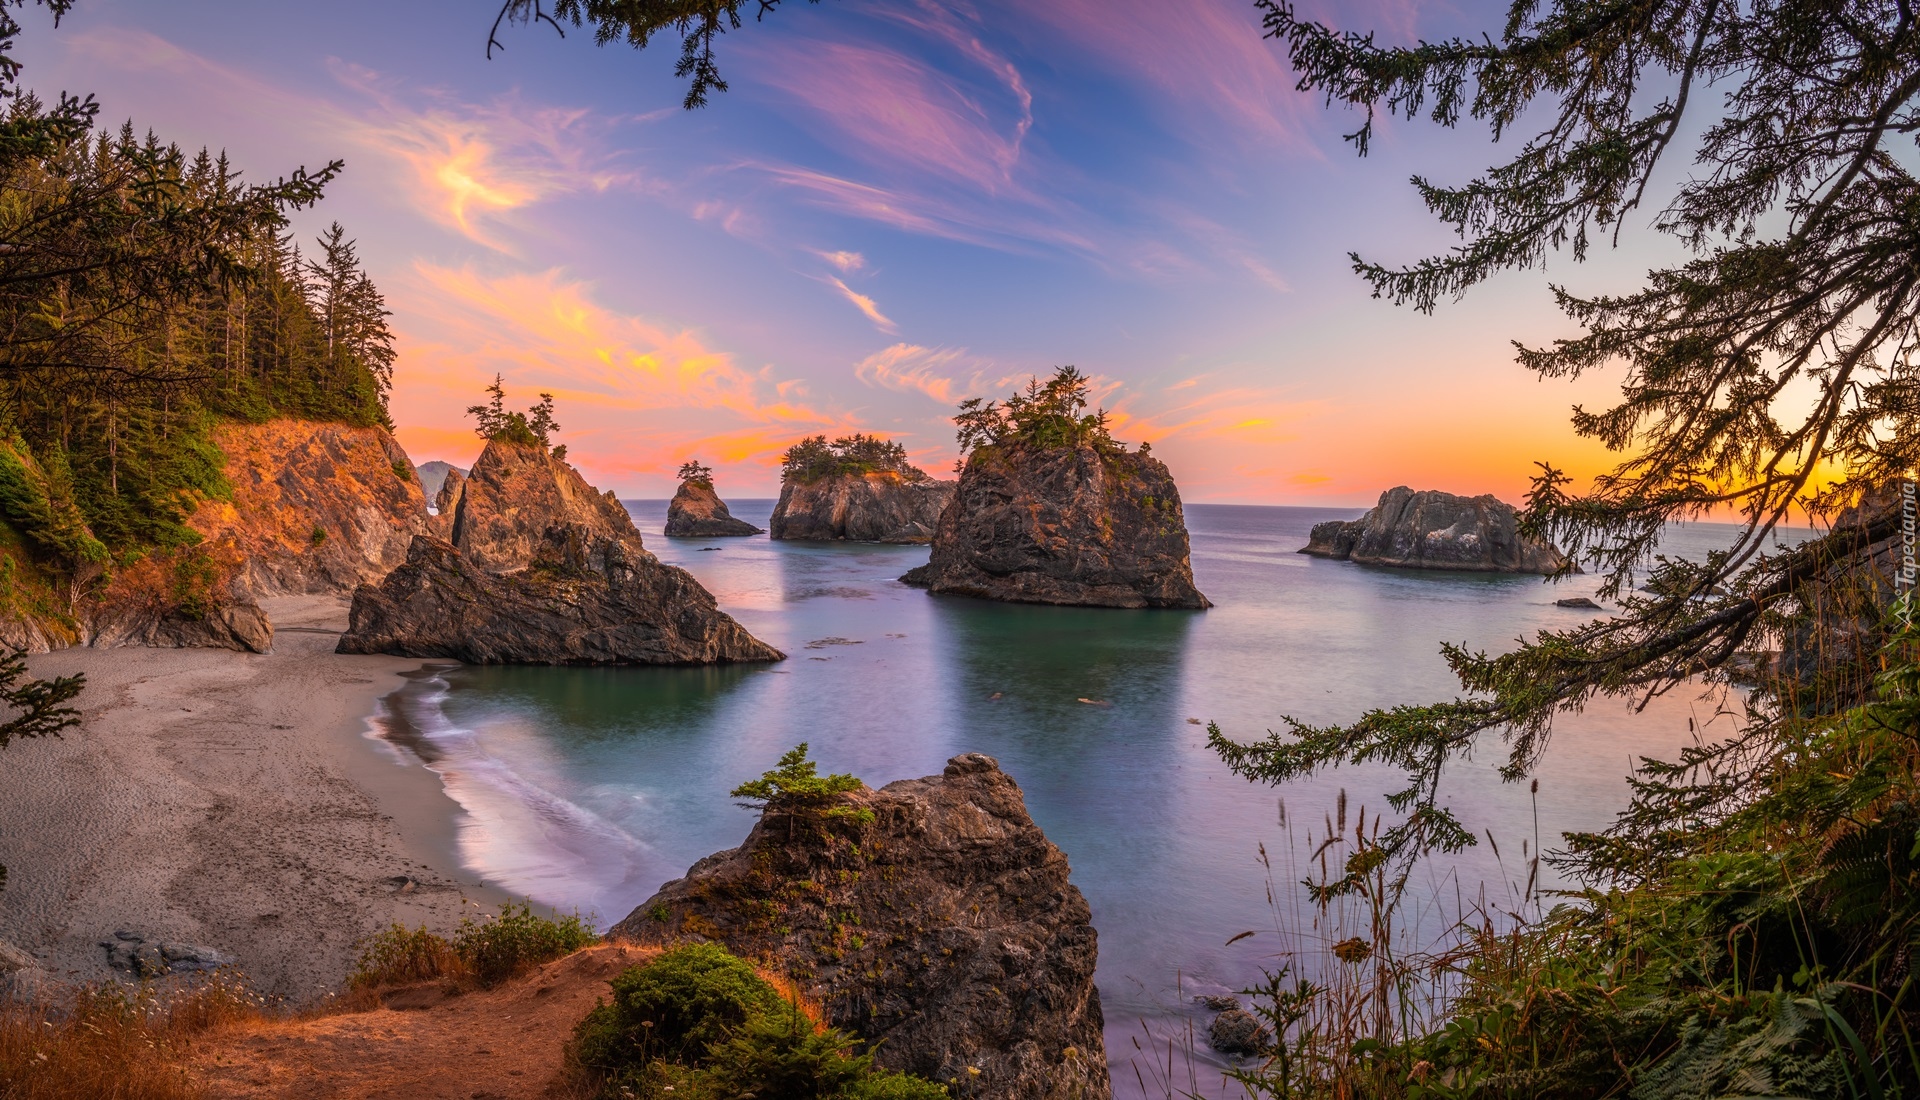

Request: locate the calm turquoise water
(377, 503), (1787, 1095)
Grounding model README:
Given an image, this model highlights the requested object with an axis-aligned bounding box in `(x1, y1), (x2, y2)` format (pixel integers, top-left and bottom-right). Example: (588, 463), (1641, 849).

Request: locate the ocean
(369, 501), (1790, 1096)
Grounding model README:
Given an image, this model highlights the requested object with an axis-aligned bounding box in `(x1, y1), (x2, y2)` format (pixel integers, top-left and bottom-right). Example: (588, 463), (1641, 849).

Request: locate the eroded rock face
(901, 441), (1210, 609)
(769, 472), (954, 543)
(91, 602), (273, 654)
(336, 529), (783, 665)
(609, 753), (1109, 1100)
(665, 479), (762, 537)
(443, 440), (643, 571)
(189, 419), (432, 596)
(1300, 486), (1568, 574)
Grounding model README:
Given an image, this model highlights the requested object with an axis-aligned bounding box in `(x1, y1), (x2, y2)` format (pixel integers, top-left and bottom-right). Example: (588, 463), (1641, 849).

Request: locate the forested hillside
(0, 84), (394, 640)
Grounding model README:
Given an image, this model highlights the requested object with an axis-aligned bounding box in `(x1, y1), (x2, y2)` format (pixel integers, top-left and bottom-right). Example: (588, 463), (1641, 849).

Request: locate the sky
(14, 0), (1683, 503)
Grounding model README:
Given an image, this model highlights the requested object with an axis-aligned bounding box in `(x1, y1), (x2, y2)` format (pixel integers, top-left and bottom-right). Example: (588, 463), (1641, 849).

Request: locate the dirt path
(189, 944), (656, 1100)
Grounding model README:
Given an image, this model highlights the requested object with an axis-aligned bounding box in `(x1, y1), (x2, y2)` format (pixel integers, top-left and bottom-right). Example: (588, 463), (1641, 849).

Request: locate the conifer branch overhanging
(1215, 0), (1920, 878)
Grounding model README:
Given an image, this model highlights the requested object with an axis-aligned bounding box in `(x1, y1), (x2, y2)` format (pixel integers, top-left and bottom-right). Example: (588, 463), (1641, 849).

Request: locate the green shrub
(452, 900), (597, 987)
(575, 943), (789, 1069)
(779, 435), (925, 484)
(350, 924), (464, 988)
(569, 944), (946, 1100)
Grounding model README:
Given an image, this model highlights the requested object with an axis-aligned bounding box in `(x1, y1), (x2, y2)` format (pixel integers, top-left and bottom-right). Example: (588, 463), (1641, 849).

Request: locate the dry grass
(0, 973), (276, 1100)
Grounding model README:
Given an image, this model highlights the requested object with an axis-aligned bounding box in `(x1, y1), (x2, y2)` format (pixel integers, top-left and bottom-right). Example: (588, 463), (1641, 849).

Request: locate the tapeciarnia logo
(1903, 480), (1917, 624)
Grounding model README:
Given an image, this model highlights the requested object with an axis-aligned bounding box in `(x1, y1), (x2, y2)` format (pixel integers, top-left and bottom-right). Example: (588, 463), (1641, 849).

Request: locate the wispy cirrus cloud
(856, 343), (1006, 403)
(328, 62), (654, 252)
(63, 27), (653, 255)
(825, 276), (898, 333)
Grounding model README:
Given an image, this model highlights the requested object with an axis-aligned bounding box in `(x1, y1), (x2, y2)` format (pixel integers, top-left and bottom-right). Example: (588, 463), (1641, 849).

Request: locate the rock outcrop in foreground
(770, 472), (955, 543)
(902, 440), (1210, 609)
(1301, 486), (1569, 574)
(336, 528), (782, 665)
(436, 439), (641, 571)
(665, 478), (762, 537)
(610, 753), (1109, 1100)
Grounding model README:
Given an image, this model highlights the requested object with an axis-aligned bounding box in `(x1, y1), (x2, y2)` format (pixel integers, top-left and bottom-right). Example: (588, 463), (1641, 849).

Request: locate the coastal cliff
(664, 478), (762, 537)
(769, 472), (953, 543)
(187, 420), (431, 596)
(1301, 486), (1569, 574)
(902, 439), (1210, 609)
(610, 753), (1109, 1100)
(336, 528), (782, 665)
(437, 439), (641, 571)
(0, 418), (431, 654)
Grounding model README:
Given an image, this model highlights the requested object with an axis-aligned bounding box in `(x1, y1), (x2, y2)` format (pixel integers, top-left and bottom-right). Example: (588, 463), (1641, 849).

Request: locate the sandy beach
(0, 595), (502, 1004)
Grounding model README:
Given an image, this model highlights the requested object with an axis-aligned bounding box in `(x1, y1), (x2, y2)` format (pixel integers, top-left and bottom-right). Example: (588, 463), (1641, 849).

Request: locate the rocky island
(340, 431), (781, 665)
(1301, 485), (1570, 574)
(611, 750), (1110, 1100)
(901, 367), (1210, 608)
(664, 459), (762, 537)
(768, 434), (954, 543)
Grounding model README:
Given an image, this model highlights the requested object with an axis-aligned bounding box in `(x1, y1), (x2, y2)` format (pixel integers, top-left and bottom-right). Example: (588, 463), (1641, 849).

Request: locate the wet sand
(0, 595), (503, 1003)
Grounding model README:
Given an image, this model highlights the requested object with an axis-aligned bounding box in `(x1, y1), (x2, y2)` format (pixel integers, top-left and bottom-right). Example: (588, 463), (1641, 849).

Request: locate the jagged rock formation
(900, 440), (1210, 609)
(435, 440), (640, 571)
(665, 478), (762, 537)
(1300, 486), (1569, 574)
(188, 420), (431, 596)
(336, 528), (782, 665)
(417, 460), (465, 506)
(769, 472), (954, 543)
(610, 753), (1109, 1100)
(431, 467), (466, 516)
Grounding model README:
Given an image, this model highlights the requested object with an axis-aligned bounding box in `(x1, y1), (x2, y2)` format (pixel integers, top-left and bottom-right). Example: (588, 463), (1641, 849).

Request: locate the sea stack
(767, 434), (954, 543)
(339, 437), (782, 665)
(335, 527), (782, 665)
(900, 367), (1209, 609)
(433, 438), (640, 571)
(610, 753), (1110, 1100)
(1301, 486), (1569, 574)
(664, 464), (762, 537)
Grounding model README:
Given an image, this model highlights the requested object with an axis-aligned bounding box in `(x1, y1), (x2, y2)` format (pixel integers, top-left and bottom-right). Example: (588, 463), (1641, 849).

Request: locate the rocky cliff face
(437, 440), (641, 571)
(769, 472), (954, 543)
(610, 753), (1109, 1100)
(336, 528), (783, 665)
(0, 418), (432, 653)
(901, 440), (1209, 609)
(189, 420), (431, 597)
(1301, 486), (1569, 574)
(665, 479), (762, 537)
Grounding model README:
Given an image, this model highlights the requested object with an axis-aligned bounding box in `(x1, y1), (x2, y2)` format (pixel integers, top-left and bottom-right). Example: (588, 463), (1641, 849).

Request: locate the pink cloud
(825, 276), (898, 333)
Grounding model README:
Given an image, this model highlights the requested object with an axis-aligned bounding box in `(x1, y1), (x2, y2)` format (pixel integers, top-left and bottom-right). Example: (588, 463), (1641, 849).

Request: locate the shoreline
(0, 595), (506, 1004)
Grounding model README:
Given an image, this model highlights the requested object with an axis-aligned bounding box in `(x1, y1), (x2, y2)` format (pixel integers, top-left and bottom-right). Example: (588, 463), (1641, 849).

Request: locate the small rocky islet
(898, 367), (1211, 609)
(664, 473), (763, 537)
(1301, 485), (1570, 574)
(768, 435), (955, 543)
